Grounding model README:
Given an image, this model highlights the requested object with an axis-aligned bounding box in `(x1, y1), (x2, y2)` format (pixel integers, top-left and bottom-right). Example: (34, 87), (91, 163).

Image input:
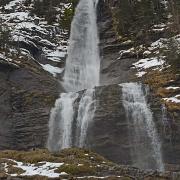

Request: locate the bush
(112, 0), (167, 36)
(165, 38), (180, 71)
(0, 22), (11, 50)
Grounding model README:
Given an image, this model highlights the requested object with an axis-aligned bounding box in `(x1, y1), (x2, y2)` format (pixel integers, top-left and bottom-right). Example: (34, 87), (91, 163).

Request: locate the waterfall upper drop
(64, 0), (100, 92)
(47, 0), (99, 151)
(121, 83), (164, 171)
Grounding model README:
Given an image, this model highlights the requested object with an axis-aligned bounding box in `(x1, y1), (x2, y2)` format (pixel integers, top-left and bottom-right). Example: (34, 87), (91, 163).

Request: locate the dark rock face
(97, 0), (138, 85)
(150, 96), (180, 171)
(0, 59), (63, 150)
(79, 83), (179, 171)
(87, 84), (132, 165)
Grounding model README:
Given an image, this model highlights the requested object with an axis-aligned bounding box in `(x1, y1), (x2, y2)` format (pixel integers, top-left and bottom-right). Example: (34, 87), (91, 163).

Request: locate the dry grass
(56, 164), (96, 176)
(0, 149), (61, 164)
(145, 68), (180, 112)
(7, 165), (25, 175)
(0, 148), (112, 166)
(145, 69), (176, 89)
(162, 100), (180, 112)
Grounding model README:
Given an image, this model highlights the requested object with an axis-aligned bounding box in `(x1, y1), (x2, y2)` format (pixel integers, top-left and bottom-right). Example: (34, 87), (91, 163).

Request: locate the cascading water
(161, 104), (172, 143)
(47, 0), (100, 151)
(121, 83), (164, 171)
(64, 0), (100, 92)
(75, 89), (96, 147)
(47, 93), (78, 151)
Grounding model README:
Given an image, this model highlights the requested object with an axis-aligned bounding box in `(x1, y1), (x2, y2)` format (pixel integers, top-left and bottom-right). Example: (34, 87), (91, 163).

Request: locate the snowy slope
(0, 0), (71, 77)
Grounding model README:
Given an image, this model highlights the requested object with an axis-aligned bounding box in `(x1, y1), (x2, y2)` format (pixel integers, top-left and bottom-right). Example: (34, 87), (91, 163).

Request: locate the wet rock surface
(97, 1), (138, 85)
(87, 84), (131, 165)
(0, 58), (63, 150)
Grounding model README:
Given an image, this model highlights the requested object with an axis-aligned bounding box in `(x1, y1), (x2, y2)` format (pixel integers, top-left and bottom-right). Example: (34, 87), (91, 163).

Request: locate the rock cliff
(0, 0), (180, 176)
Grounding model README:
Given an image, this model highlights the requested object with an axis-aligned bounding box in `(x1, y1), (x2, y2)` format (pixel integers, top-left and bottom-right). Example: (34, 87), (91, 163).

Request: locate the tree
(165, 38), (180, 71)
(168, 0), (180, 32)
(0, 21), (11, 50)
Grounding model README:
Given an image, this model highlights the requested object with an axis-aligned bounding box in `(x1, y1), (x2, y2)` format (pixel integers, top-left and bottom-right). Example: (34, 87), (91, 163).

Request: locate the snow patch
(136, 71), (147, 77)
(41, 64), (64, 77)
(4, 159), (64, 178)
(5, 0), (25, 10)
(166, 87), (180, 90)
(133, 57), (165, 69)
(163, 95), (180, 104)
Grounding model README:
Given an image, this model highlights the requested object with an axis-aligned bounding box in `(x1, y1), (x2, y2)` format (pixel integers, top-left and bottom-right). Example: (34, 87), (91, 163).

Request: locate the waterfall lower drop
(47, 0), (100, 151)
(75, 89), (96, 147)
(47, 93), (78, 151)
(121, 83), (164, 171)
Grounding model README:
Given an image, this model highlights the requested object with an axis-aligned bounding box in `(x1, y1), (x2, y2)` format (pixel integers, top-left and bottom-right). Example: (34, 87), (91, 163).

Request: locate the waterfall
(161, 104), (172, 143)
(75, 89), (95, 147)
(121, 83), (164, 171)
(47, 93), (78, 151)
(47, 0), (100, 151)
(64, 0), (100, 92)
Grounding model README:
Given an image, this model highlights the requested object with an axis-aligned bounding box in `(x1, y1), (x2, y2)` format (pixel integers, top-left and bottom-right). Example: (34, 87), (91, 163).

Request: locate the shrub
(165, 38), (180, 71)
(0, 21), (11, 50)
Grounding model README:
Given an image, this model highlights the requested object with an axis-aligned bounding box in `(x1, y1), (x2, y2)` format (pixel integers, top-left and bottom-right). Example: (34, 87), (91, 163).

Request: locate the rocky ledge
(0, 148), (179, 180)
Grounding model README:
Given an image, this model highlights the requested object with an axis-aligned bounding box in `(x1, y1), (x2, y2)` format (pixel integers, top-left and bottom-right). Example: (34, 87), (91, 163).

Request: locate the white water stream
(47, 0), (100, 151)
(121, 83), (164, 171)
(64, 0), (100, 92)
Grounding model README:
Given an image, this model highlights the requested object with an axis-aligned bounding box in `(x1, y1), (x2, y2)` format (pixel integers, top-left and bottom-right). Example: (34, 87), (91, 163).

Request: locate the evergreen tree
(0, 21), (11, 50)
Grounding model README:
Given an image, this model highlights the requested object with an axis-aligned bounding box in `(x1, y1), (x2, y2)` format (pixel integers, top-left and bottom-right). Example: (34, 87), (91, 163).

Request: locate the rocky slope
(0, 148), (179, 179)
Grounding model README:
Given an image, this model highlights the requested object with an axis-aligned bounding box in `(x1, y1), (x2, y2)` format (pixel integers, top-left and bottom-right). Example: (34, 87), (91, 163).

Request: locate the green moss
(60, 7), (74, 30)
(56, 164), (96, 176)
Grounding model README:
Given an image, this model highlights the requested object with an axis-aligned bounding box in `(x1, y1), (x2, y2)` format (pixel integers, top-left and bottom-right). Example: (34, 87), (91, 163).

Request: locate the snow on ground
(5, 0), (25, 10)
(0, 0), (69, 76)
(43, 47), (67, 62)
(133, 57), (165, 69)
(163, 95), (180, 104)
(132, 33), (180, 78)
(133, 57), (165, 77)
(136, 71), (147, 78)
(0, 51), (20, 67)
(152, 23), (167, 32)
(77, 176), (122, 179)
(41, 64), (64, 77)
(166, 87), (180, 90)
(0, 53), (12, 62)
(117, 48), (135, 60)
(2, 12), (30, 22)
(148, 38), (167, 51)
(3, 159), (65, 178)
